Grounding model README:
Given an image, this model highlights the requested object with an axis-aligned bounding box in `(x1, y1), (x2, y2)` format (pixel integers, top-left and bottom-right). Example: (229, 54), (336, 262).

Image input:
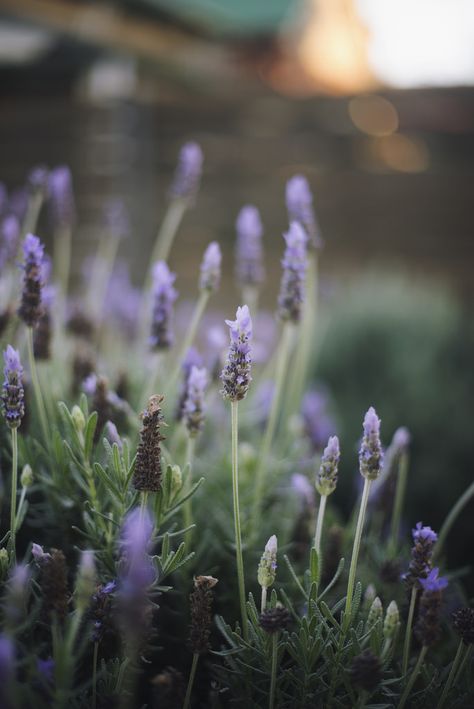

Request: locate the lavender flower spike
(286, 175), (322, 248)
(169, 141), (203, 202)
(18, 233), (45, 327)
(316, 435), (340, 496)
(199, 241), (222, 292)
(258, 535), (278, 589)
(183, 365), (208, 437)
(235, 205), (264, 286)
(221, 304), (252, 401)
(277, 221), (307, 323)
(2, 346), (24, 429)
(359, 406), (383, 480)
(415, 568), (448, 647)
(149, 261), (178, 350)
(403, 522), (438, 589)
(48, 166), (75, 229)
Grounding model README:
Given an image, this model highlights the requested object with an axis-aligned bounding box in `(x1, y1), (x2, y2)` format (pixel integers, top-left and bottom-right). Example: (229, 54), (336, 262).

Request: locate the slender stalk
(453, 644), (471, 686)
(285, 253), (318, 419)
(242, 285), (258, 321)
(357, 691), (368, 709)
(26, 327), (50, 443)
(183, 436), (196, 538)
(402, 586), (418, 676)
(436, 639), (464, 709)
(9, 427), (18, 557)
(269, 633), (278, 709)
(92, 641), (99, 709)
(21, 192), (43, 238)
(261, 586), (268, 614)
(388, 451), (409, 555)
(183, 653), (199, 709)
(54, 226), (72, 306)
(231, 401), (248, 639)
(250, 323), (293, 538)
(153, 198), (187, 265)
(86, 230), (120, 321)
(140, 491), (149, 522)
(15, 485), (27, 533)
(314, 494), (327, 554)
(398, 645), (428, 709)
(435, 480), (474, 560)
(343, 477), (372, 630)
(168, 290), (210, 393)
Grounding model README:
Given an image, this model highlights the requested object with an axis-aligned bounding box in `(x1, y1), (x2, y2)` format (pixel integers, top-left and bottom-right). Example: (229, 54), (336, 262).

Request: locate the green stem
(153, 198), (187, 265)
(183, 653), (199, 709)
(343, 477), (372, 630)
(9, 427), (18, 558)
(242, 285), (258, 320)
(92, 641), (99, 709)
(398, 645), (428, 709)
(250, 323), (293, 538)
(168, 290), (210, 393)
(436, 639), (464, 709)
(402, 586), (418, 676)
(54, 226), (72, 307)
(87, 230), (120, 322)
(183, 436), (196, 538)
(453, 644), (471, 686)
(26, 327), (50, 443)
(231, 401), (247, 640)
(261, 586), (268, 614)
(314, 493), (327, 554)
(21, 192), (43, 238)
(269, 633), (278, 709)
(435, 480), (474, 560)
(388, 451), (409, 555)
(15, 485), (27, 533)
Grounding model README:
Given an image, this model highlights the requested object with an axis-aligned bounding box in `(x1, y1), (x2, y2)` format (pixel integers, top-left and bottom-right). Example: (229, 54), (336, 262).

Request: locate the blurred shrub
(315, 273), (474, 580)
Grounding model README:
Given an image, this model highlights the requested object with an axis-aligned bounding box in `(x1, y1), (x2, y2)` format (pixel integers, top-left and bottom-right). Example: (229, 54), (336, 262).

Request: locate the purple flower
(105, 421), (122, 450)
(413, 522), (437, 545)
(0, 634), (14, 685)
(392, 426), (411, 452)
(103, 198), (130, 240)
(0, 215), (20, 270)
(176, 347), (204, 420)
(18, 233), (45, 327)
(291, 473), (315, 507)
(2, 345), (24, 429)
(286, 175), (322, 249)
(277, 222), (307, 323)
(104, 262), (142, 336)
(359, 407), (383, 480)
(169, 142), (203, 202)
(37, 657), (54, 683)
(419, 567), (448, 593)
(32, 543), (51, 563)
(183, 365), (208, 437)
(48, 166), (75, 229)
(119, 507), (156, 594)
(316, 435), (340, 496)
(221, 305), (253, 402)
(301, 389), (336, 452)
(199, 241), (222, 292)
(149, 261), (178, 350)
(235, 205), (264, 286)
(28, 165), (49, 194)
(8, 188), (28, 222)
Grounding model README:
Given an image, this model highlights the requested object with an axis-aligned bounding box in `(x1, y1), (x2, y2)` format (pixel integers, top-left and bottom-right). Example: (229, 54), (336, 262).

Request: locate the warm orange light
(348, 94), (399, 136)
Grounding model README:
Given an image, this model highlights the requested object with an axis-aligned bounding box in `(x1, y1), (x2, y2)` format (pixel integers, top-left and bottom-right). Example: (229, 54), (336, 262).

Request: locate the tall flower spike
(18, 233), (45, 327)
(176, 347), (203, 421)
(183, 366), (208, 438)
(285, 174), (322, 249)
(316, 435), (340, 496)
(277, 221), (307, 323)
(2, 346), (24, 429)
(403, 522), (438, 589)
(257, 535), (277, 590)
(169, 142), (203, 202)
(359, 406), (383, 480)
(188, 575), (218, 655)
(199, 241), (222, 292)
(48, 166), (75, 229)
(415, 568), (448, 647)
(235, 205), (265, 286)
(149, 261), (178, 350)
(133, 395), (166, 492)
(221, 304), (252, 402)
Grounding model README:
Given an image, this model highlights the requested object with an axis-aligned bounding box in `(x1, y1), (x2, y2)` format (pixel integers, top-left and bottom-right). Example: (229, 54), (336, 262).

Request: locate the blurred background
(0, 0), (473, 583)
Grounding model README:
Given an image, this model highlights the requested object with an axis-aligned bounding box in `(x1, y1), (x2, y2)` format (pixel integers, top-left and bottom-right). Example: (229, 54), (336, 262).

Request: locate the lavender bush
(0, 148), (472, 709)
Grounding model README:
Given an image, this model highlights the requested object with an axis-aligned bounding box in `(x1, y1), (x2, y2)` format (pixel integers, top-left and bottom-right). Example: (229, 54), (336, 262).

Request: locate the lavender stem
(183, 436), (196, 540)
(169, 290), (210, 393)
(26, 327), (49, 443)
(343, 477), (372, 631)
(436, 638), (464, 709)
(434, 480), (474, 560)
(314, 493), (327, 555)
(153, 198), (187, 267)
(231, 400), (248, 640)
(398, 645), (428, 709)
(9, 427), (18, 559)
(402, 586), (418, 675)
(183, 652), (199, 709)
(388, 450), (410, 556)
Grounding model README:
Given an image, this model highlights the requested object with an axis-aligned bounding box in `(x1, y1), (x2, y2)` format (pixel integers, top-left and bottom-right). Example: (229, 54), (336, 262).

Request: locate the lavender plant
(0, 154), (472, 709)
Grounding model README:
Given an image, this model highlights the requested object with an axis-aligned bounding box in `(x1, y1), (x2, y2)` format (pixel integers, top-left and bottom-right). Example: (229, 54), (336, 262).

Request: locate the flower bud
(170, 465), (183, 497)
(20, 464), (33, 488)
(315, 436), (340, 496)
(257, 535), (277, 589)
(383, 600), (400, 640)
(71, 405), (86, 434)
(367, 596), (383, 629)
